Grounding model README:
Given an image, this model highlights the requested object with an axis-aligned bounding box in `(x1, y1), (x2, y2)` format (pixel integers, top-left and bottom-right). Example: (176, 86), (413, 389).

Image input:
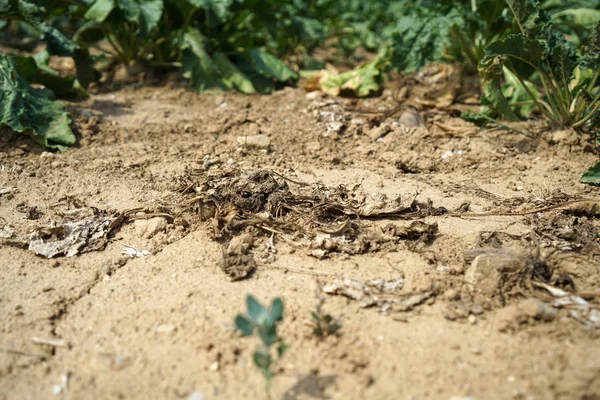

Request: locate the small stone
(155, 323), (176, 334)
(40, 152), (54, 158)
(237, 134), (270, 149)
(135, 217), (168, 239)
(366, 123), (391, 140)
(187, 391), (205, 400)
(209, 361), (219, 372)
(305, 141), (321, 153)
(397, 109), (424, 127)
(517, 298), (556, 322)
(464, 248), (523, 296)
(468, 315), (477, 325)
(444, 289), (458, 301)
(305, 91), (323, 100)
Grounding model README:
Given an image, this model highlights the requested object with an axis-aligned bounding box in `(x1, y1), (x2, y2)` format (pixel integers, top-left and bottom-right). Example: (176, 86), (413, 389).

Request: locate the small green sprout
(235, 295), (288, 394)
(311, 298), (341, 339)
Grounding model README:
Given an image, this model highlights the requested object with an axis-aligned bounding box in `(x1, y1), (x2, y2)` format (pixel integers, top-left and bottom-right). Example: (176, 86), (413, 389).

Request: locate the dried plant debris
(323, 277), (404, 309)
(465, 247), (580, 306)
(177, 169), (443, 278)
(309, 221), (438, 259)
(222, 233), (256, 281)
(525, 213), (600, 254)
(27, 212), (123, 258)
(322, 276), (436, 313)
(534, 282), (600, 329)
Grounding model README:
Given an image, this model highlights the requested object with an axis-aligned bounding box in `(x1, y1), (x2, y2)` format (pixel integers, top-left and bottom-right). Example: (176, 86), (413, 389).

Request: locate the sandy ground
(1, 83), (600, 400)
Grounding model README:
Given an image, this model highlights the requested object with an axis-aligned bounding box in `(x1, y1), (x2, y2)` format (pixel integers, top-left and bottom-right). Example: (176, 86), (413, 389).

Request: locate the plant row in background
(1, 0), (600, 179)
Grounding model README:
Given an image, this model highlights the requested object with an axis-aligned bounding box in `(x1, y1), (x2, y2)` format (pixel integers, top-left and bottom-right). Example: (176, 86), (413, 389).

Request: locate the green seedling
(311, 298), (342, 339)
(235, 295), (288, 395)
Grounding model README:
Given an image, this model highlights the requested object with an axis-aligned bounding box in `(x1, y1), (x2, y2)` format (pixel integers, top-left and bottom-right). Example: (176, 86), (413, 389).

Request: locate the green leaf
(179, 0), (233, 23)
(85, 0), (115, 23)
(234, 315), (253, 336)
(582, 21), (600, 70)
(551, 8), (600, 28)
(11, 54), (37, 82)
(181, 28), (223, 92)
(581, 161), (600, 184)
(249, 48), (297, 82)
(546, 30), (577, 88)
(269, 298), (283, 323)
(116, 0), (163, 36)
(258, 323), (277, 346)
(390, 7), (464, 72)
(0, 54), (75, 151)
(211, 52), (256, 94)
(502, 66), (539, 117)
(277, 342), (288, 358)
(291, 16), (324, 42)
(247, 295), (267, 323)
(482, 34), (547, 68)
(505, 0), (550, 35)
(479, 34), (547, 120)
(253, 350), (272, 378)
(0, 0), (98, 89)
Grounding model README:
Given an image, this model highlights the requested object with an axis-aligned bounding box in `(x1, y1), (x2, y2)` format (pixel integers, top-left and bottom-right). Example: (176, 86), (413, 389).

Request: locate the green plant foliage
(0, 0), (97, 88)
(310, 298), (341, 339)
(389, 7), (465, 72)
(581, 161), (600, 184)
(479, 1), (600, 130)
(235, 295), (287, 394)
(0, 53), (75, 151)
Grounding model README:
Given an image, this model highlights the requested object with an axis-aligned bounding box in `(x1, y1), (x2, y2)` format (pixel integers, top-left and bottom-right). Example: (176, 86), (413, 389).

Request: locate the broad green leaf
(11, 54), (37, 82)
(505, 0), (550, 35)
(234, 315), (253, 336)
(116, 0), (163, 36)
(249, 48), (297, 82)
(479, 34), (547, 120)
(582, 21), (600, 70)
(552, 8), (600, 28)
(247, 295), (267, 323)
(269, 298), (283, 323)
(178, 0), (233, 23)
(390, 8), (464, 72)
(0, 0), (97, 89)
(85, 0), (115, 23)
(181, 28), (223, 92)
(479, 56), (519, 120)
(0, 54), (75, 151)
(211, 52), (256, 94)
(481, 34), (547, 68)
(502, 65), (539, 117)
(291, 16), (324, 41)
(258, 323), (277, 346)
(546, 30), (577, 88)
(32, 51), (87, 99)
(581, 161), (600, 184)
